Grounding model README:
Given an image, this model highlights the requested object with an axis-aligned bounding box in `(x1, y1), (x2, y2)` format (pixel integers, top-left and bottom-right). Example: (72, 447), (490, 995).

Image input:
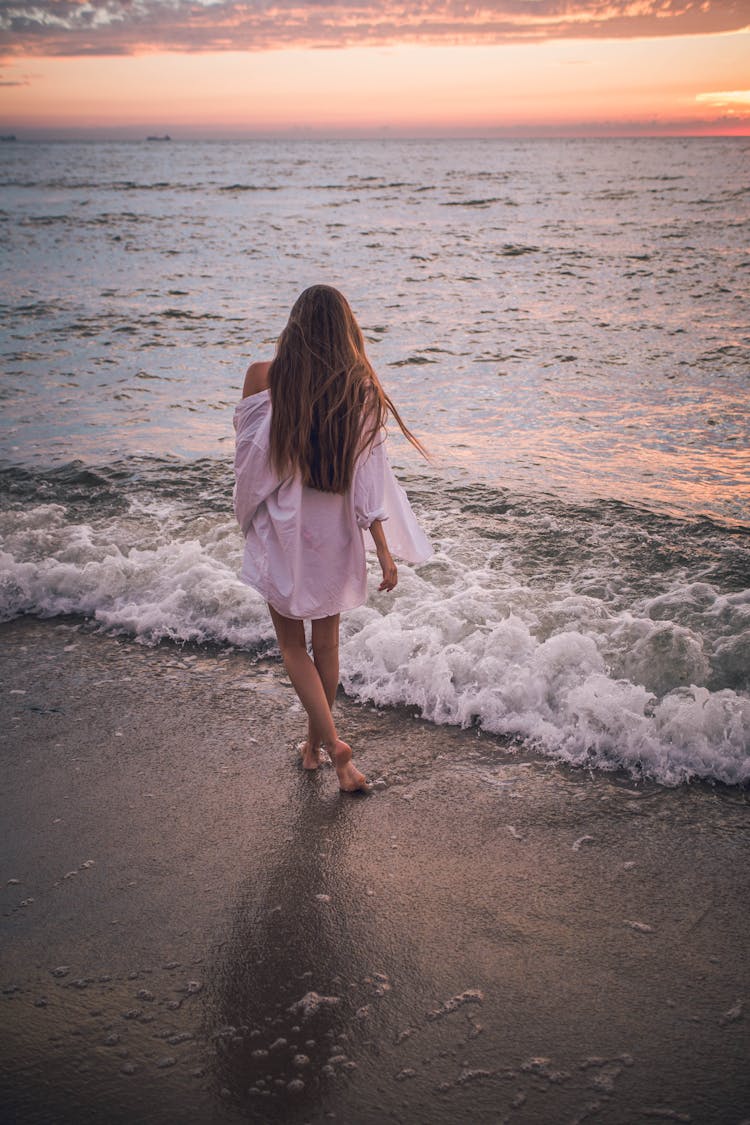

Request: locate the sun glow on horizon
(0, 6), (748, 137)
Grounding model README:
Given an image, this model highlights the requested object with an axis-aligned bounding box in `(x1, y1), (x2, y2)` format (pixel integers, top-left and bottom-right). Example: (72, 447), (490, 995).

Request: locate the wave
(1, 460), (748, 788)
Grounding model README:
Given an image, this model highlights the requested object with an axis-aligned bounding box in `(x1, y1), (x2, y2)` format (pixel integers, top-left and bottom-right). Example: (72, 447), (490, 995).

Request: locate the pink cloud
(1, 0), (747, 57)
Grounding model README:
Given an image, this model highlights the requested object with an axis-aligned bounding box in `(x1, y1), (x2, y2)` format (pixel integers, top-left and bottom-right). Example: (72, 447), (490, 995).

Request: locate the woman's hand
(370, 518), (398, 592)
(377, 544), (398, 591)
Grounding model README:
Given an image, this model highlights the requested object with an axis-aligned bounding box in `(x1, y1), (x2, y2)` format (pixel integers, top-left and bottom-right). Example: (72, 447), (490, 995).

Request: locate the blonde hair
(268, 285), (427, 494)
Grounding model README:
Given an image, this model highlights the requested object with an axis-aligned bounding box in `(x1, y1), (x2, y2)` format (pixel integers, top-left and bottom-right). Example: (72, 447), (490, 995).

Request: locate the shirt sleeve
(356, 432), (434, 565)
(233, 395), (278, 535)
(353, 433), (389, 530)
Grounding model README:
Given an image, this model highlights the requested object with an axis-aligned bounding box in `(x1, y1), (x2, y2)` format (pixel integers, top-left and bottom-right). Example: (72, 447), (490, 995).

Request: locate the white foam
(0, 502), (273, 650)
(339, 539), (750, 787)
(1, 502), (748, 786)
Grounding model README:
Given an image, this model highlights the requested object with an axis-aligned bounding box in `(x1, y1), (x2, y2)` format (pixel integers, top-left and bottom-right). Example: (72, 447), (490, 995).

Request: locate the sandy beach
(1, 616), (748, 1124)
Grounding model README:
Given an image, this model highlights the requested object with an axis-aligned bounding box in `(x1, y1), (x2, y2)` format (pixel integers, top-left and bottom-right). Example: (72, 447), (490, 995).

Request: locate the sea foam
(1, 495), (747, 787)
(0, 501), (273, 651)
(339, 551), (750, 787)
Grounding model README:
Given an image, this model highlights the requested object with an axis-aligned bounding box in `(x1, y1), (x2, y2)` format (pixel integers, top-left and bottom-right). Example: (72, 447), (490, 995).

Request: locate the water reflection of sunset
(424, 419), (750, 527)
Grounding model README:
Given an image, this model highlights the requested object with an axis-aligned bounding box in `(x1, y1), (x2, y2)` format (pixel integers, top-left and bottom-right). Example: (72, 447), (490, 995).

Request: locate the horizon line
(2, 126), (749, 142)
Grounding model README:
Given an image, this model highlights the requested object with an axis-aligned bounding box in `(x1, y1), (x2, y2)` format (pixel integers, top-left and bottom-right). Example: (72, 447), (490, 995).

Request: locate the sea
(1, 137), (748, 787)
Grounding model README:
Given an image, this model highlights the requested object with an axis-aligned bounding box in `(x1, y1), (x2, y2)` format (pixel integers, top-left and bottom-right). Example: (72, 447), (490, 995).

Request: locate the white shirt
(233, 389), (432, 620)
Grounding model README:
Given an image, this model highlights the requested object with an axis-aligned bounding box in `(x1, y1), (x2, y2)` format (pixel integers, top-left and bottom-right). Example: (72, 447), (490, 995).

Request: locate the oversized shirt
(233, 389), (432, 620)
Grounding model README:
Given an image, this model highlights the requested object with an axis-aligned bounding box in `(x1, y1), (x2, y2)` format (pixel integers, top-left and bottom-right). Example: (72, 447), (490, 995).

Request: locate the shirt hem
(238, 572), (367, 621)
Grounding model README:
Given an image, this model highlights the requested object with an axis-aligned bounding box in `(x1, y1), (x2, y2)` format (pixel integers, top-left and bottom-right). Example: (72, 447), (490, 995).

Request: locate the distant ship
(0, 134), (17, 142)
(146, 134), (171, 142)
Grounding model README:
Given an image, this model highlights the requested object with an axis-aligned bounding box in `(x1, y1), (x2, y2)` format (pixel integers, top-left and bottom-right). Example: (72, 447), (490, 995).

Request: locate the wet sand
(1, 617), (748, 1125)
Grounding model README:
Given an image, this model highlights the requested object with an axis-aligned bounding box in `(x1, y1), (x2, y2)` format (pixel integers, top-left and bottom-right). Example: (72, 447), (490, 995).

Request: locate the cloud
(696, 89), (750, 110)
(0, 0), (748, 57)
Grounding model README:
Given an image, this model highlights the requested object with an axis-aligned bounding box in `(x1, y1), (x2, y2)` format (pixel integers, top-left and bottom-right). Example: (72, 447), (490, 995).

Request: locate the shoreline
(1, 616), (748, 1124)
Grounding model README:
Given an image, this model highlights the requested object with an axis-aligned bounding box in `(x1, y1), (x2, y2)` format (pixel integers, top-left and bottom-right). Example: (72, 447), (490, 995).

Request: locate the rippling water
(1, 139), (748, 785)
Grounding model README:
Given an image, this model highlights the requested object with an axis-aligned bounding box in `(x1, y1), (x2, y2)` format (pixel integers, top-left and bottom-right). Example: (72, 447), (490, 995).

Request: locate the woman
(234, 285), (431, 792)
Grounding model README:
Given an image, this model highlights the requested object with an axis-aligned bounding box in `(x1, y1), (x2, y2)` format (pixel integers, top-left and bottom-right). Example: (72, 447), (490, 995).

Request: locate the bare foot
(330, 739), (369, 793)
(299, 740), (321, 771)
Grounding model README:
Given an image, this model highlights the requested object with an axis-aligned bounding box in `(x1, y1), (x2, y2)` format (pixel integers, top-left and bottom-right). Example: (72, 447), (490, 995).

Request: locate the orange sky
(0, 1), (748, 136)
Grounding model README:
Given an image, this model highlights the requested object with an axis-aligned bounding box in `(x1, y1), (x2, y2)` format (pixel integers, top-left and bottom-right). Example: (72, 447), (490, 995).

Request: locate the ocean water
(1, 138), (748, 786)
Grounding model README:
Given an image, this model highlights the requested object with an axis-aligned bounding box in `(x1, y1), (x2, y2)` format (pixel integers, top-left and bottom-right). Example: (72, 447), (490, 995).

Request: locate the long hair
(268, 285), (427, 494)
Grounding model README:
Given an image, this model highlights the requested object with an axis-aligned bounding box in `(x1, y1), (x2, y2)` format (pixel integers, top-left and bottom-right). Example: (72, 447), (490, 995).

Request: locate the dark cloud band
(0, 0), (747, 56)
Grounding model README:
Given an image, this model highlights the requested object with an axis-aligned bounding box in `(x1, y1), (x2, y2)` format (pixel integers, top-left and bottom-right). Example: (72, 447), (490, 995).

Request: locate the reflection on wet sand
(207, 774), (392, 1120)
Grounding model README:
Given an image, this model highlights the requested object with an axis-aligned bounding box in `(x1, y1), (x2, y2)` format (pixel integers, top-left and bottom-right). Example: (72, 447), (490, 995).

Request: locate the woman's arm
(233, 365), (277, 533)
(369, 518), (398, 592)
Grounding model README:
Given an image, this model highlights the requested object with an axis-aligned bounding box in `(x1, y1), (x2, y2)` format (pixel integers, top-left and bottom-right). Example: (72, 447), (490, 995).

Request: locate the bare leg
(269, 606), (367, 792)
(311, 613), (339, 759)
(300, 615), (340, 767)
(312, 614), (339, 705)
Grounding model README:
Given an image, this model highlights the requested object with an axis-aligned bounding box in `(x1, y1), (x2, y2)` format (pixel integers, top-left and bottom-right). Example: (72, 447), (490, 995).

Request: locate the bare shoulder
(242, 360), (272, 398)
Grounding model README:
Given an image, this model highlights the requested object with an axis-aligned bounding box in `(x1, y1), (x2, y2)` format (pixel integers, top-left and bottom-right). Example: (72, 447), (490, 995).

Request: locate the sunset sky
(0, 1), (748, 137)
